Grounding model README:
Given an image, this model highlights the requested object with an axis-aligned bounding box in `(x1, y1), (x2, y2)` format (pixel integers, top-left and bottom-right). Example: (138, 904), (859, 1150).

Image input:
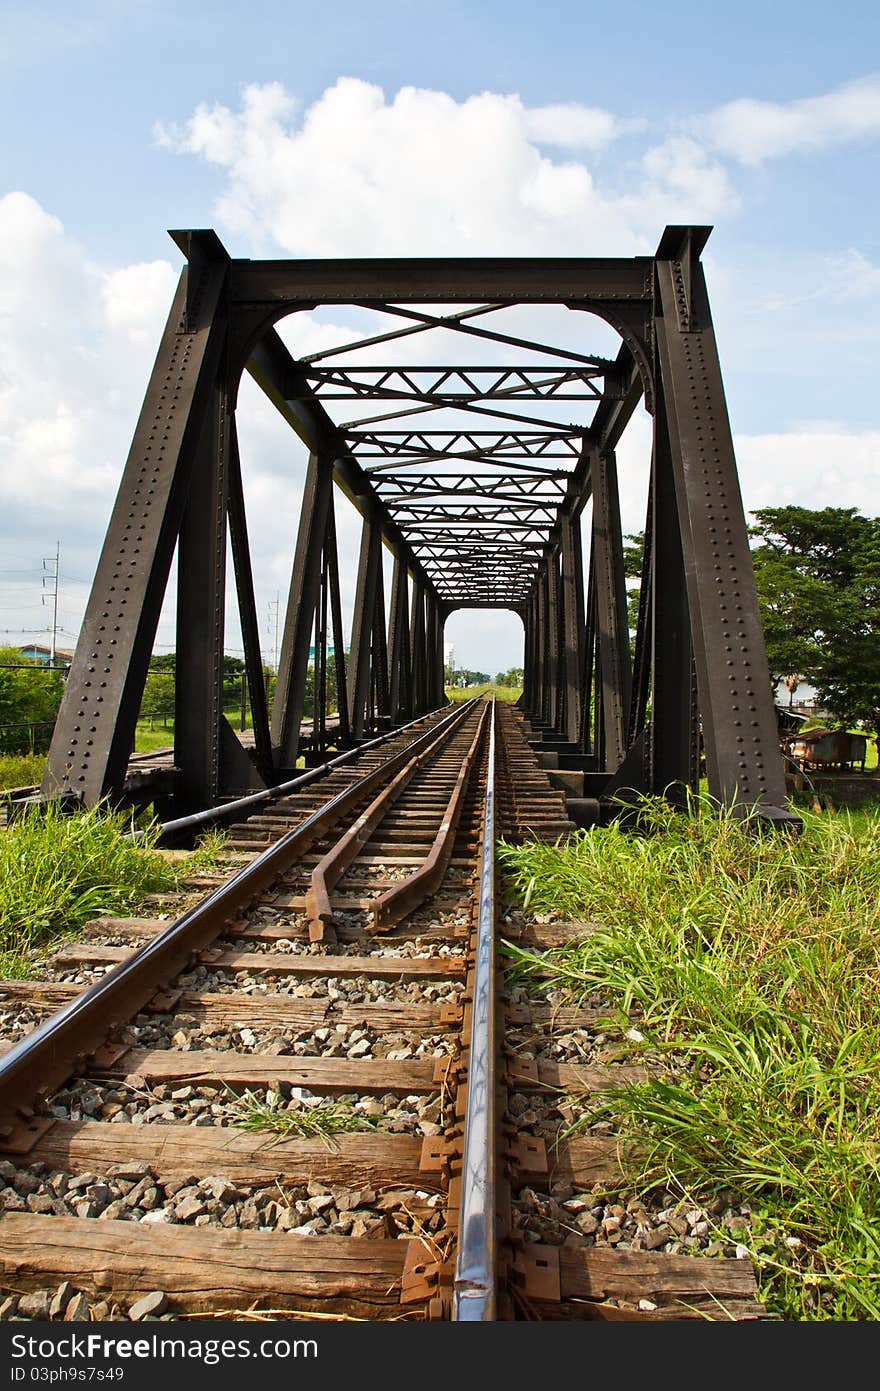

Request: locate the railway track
(0, 700), (765, 1322)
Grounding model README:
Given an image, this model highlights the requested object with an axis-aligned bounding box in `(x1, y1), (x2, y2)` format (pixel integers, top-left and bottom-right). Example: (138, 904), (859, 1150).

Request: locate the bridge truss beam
(44, 226), (797, 825)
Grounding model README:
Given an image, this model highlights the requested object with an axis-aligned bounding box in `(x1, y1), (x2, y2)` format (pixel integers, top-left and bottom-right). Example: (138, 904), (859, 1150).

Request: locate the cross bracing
(43, 225), (798, 829)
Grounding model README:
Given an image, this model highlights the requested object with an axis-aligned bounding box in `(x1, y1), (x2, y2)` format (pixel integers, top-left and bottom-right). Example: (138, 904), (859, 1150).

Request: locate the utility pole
(268, 593), (280, 670)
(42, 542), (60, 665)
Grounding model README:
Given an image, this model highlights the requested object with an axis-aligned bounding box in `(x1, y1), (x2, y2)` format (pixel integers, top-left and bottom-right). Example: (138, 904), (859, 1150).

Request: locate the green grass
(133, 721), (175, 752)
(850, 728), (877, 771)
(498, 794), (880, 1320)
(0, 804), (228, 977)
(445, 683), (522, 703)
(0, 752), (46, 790)
(134, 713), (257, 752)
(229, 1088), (378, 1148)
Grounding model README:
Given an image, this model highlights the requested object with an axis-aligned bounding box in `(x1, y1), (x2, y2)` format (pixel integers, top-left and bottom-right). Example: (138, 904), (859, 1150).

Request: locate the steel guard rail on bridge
(142, 702), (454, 845)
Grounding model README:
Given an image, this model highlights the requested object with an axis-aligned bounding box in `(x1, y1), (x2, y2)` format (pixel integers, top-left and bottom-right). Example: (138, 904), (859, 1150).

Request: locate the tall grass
(499, 795), (880, 1320)
(0, 804), (225, 977)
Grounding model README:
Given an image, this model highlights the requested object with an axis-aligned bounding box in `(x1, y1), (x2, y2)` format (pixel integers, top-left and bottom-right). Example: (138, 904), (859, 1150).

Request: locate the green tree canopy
(494, 668), (524, 687)
(0, 646), (65, 753)
(750, 506), (880, 729)
(140, 671), (175, 719)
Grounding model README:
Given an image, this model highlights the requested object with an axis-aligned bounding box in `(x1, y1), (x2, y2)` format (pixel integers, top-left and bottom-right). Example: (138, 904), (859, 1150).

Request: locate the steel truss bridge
(42, 225), (797, 826)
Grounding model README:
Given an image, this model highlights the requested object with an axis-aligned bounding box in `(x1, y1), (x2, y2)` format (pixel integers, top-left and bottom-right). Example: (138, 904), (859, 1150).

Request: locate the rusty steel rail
(0, 699), (478, 1133)
(372, 702), (488, 934)
(453, 698), (498, 1320)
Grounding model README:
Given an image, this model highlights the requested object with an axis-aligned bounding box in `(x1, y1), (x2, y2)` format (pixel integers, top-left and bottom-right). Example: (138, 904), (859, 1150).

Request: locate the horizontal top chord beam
(227, 256), (655, 306)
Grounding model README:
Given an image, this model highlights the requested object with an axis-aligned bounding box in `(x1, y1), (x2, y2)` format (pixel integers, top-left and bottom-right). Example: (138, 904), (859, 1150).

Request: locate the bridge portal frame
(43, 226), (795, 825)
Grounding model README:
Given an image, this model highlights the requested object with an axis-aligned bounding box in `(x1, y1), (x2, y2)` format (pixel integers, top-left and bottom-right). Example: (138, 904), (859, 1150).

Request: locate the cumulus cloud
(0, 191), (373, 655)
(700, 75), (880, 165)
(0, 194), (113, 511)
(0, 194), (185, 644)
(522, 102), (641, 149)
(572, 409), (880, 556)
(734, 428), (880, 515)
(154, 77), (734, 258)
(100, 260), (179, 344)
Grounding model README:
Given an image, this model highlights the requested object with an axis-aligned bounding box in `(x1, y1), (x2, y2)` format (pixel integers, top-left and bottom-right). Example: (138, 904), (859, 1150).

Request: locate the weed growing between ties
(230, 1089), (379, 1149)
(0, 803), (227, 977)
(498, 794), (880, 1320)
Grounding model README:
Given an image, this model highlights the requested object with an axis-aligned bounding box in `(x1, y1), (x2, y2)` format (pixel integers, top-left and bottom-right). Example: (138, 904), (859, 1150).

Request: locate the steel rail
(0, 700), (478, 1130)
(452, 698), (498, 1320)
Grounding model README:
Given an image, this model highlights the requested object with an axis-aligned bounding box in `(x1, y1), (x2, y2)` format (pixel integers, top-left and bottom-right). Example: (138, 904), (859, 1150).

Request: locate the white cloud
(634, 136), (738, 218)
(523, 103), (640, 150)
(0, 194), (113, 519)
(0, 195), (186, 647)
(700, 75), (880, 165)
(155, 77), (734, 258)
(734, 429), (880, 517)
(817, 248), (880, 306)
(0, 191), (382, 659)
(101, 260), (179, 345)
(612, 413), (880, 542)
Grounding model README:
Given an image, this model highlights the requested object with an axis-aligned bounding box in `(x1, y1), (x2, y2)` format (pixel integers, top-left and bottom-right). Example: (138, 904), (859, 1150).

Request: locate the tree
(140, 671), (175, 725)
(300, 652), (340, 720)
(622, 532), (645, 640)
(0, 646), (65, 753)
(494, 668), (524, 688)
(750, 506), (880, 730)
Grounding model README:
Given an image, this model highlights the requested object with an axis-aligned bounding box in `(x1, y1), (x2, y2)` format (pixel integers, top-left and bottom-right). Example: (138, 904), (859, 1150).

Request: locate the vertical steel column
(655, 230), (789, 812)
(578, 556), (597, 755)
(348, 505), (383, 740)
(424, 590), (445, 710)
(173, 383), (229, 811)
(43, 244), (229, 806)
(649, 392), (696, 802)
(272, 452), (333, 768)
(388, 556), (412, 723)
(545, 555), (562, 733)
(533, 570), (547, 725)
(560, 513), (585, 744)
(325, 491), (350, 748)
(627, 484), (654, 751)
(410, 579), (428, 715)
(552, 551), (567, 735)
(435, 603), (447, 708)
(522, 592), (535, 713)
(227, 418), (273, 783)
(314, 546), (330, 753)
(372, 549), (390, 728)
(591, 449), (632, 771)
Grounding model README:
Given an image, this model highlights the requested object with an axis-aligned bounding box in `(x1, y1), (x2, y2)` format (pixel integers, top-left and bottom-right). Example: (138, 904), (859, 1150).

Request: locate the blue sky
(2, 0), (879, 671)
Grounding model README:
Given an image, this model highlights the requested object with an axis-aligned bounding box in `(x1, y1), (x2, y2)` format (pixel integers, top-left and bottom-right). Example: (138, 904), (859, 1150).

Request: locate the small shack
(788, 727), (868, 773)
